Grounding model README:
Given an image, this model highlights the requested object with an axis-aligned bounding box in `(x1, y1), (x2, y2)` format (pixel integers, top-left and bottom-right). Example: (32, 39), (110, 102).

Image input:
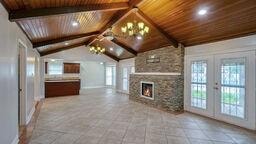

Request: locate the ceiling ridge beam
(111, 38), (137, 56)
(33, 31), (100, 48)
(87, 8), (135, 46)
(129, 0), (144, 7)
(104, 51), (120, 62)
(135, 8), (179, 48)
(84, 0), (143, 61)
(87, 0), (144, 46)
(9, 2), (129, 22)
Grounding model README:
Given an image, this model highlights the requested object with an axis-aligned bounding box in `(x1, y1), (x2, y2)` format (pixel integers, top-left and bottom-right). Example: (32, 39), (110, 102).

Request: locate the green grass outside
(192, 90), (239, 105)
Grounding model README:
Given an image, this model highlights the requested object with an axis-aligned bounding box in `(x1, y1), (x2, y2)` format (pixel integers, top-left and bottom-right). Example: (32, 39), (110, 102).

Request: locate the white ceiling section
(42, 46), (117, 63)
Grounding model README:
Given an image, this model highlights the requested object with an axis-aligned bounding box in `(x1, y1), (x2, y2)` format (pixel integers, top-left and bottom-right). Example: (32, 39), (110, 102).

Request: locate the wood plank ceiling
(1, 0), (256, 61)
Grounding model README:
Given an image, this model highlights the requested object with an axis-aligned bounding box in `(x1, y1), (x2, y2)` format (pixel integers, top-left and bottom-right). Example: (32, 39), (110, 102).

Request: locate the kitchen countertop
(45, 79), (80, 83)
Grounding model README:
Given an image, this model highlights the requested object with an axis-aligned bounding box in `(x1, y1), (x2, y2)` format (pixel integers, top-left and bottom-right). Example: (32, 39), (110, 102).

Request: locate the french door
(186, 56), (214, 117)
(186, 51), (255, 129)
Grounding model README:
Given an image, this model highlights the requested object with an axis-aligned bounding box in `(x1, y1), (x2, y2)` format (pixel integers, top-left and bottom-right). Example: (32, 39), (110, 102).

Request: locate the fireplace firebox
(140, 81), (154, 100)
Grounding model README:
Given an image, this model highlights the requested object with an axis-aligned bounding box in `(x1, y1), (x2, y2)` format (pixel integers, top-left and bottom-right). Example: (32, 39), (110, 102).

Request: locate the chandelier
(121, 21), (149, 40)
(89, 45), (106, 55)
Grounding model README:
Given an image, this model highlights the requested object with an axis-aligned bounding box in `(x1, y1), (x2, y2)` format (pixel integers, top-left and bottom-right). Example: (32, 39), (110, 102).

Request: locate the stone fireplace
(141, 81), (154, 100)
(129, 46), (184, 112)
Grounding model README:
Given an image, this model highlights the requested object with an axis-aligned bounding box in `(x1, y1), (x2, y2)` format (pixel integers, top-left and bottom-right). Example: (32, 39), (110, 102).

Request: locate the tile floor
(29, 88), (256, 144)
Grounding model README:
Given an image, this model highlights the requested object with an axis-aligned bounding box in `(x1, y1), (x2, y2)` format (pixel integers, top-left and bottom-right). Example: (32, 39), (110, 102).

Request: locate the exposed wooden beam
(87, 0), (144, 46)
(9, 2), (129, 21)
(104, 51), (120, 62)
(87, 8), (135, 46)
(111, 38), (137, 56)
(0, 0), (10, 12)
(33, 31), (99, 48)
(135, 9), (179, 48)
(40, 37), (120, 61)
(40, 42), (86, 56)
(129, 0), (144, 7)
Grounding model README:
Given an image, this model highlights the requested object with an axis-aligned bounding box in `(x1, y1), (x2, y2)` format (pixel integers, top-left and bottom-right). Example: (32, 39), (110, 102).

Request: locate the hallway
(29, 88), (256, 144)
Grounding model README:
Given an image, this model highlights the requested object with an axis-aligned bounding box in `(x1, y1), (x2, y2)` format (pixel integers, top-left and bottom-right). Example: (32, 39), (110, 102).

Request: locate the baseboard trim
(34, 96), (42, 101)
(26, 106), (35, 125)
(11, 134), (19, 144)
(116, 89), (129, 95)
(82, 86), (106, 89)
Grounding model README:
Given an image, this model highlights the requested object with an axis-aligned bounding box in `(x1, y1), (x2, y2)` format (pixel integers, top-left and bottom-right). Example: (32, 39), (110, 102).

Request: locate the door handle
(213, 87), (218, 90)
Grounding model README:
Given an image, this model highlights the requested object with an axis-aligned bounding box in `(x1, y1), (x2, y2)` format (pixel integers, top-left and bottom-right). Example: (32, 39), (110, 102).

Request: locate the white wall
(185, 35), (256, 56)
(43, 59), (106, 89)
(26, 48), (38, 124)
(80, 61), (105, 89)
(116, 58), (135, 94)
(0, 4), (40, 144)
(43, 46), (117, 62)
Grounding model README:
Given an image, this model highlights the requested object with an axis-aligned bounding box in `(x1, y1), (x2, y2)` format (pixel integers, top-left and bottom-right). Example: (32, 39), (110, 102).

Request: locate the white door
(122, 67), (128, 91)
(186, 51), (255, 129)
(186, 56), (214, 117)
(214, 51), (255, 129)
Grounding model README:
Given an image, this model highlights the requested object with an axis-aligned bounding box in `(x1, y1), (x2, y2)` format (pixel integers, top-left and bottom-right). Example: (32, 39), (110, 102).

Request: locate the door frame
(18, 39), (27, 126)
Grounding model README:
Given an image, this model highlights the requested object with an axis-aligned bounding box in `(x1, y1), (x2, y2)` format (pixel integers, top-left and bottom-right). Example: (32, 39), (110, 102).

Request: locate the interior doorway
(18, 40), (27, 129)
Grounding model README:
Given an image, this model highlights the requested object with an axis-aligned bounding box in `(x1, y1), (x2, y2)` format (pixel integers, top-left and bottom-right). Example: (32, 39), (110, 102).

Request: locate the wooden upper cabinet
(63, 63), (80, 73)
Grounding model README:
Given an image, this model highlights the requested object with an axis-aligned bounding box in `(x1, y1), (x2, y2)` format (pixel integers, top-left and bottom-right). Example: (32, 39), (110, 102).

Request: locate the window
(122, 67), (128, 91)
(48, 61), (63, 75)
(191, 60), (207, 109)
(106, 67), (113, 85)
(131, 66), (135, 73)
(106, 66), (116, 86)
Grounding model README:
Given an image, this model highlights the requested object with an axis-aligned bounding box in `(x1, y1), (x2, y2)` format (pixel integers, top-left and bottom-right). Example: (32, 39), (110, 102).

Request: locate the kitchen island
(45, 79), (80, 98)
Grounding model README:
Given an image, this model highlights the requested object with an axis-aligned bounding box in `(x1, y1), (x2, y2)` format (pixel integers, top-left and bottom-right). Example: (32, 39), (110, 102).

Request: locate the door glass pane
(106, 67), (112, 85)
(48, 61), (63, 75)
(122, 68), (128, 91)
(220, 58), (245, 118)
(131, 66), (135, 73)
(191, 61), (207, 109)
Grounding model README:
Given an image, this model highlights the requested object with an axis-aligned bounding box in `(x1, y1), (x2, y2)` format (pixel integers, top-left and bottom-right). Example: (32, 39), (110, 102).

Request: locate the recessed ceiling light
(64, 42), (69, 46)
(198, 9), (207, 15)
(51, 59), (56, 62)
(110, 47), (114, 51)
(136, 35), (142, 40)
(72, 21), (79, 27)
(100, 62), (103, 65)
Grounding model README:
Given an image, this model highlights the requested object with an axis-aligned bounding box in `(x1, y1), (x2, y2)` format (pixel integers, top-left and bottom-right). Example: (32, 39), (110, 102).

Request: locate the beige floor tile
(51, 133), (81, 144)
(203, 130), (234, 143)
(226, 133), (256, 144)
(166, 136), (190, 144)
(165, 127), (186, 137)
(103, 129), (127, 141)
(184, 129), (210, 140)
(145, 133), (167, 144)
(189, 138), (213, 144)
(30, 131), (63, 144)
(74, 135), (101, 144)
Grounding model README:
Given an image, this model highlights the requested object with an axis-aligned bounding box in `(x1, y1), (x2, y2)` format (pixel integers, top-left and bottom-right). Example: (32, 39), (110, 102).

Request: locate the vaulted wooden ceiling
(1, 0), (256, 61)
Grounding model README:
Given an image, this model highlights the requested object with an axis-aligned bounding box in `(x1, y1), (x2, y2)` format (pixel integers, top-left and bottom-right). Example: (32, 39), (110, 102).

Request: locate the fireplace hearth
(141, 81), (154, 100)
